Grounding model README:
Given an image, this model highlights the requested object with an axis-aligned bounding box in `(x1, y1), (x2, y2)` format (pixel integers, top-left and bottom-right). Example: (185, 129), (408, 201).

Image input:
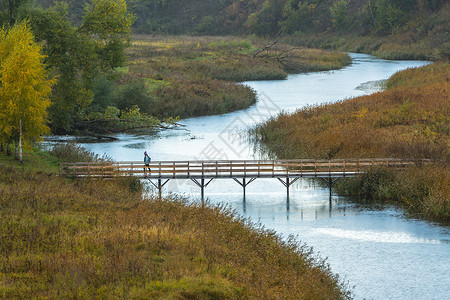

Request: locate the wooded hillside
(32, 0), (449, 59)
(31, 1), (448, 37)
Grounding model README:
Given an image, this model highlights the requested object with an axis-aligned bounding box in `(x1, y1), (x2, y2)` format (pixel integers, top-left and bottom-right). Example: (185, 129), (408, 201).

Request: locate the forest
(31, 0), (449, 38)
(0, 0), (448, 141)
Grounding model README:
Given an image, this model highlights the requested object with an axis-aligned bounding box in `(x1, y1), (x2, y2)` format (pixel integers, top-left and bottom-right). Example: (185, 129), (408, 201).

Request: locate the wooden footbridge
(61, 158), (432, 200)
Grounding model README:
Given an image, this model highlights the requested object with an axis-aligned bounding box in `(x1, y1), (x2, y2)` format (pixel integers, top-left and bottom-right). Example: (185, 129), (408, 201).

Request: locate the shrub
(49, 142), (111, 163)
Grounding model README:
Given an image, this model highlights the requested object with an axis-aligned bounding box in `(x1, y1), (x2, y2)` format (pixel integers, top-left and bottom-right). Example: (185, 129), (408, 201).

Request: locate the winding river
(74, 54), (449, 299)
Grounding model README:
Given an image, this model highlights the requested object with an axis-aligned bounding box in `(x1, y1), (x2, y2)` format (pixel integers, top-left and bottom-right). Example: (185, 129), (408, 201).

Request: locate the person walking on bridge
(144, 151), (151, 176)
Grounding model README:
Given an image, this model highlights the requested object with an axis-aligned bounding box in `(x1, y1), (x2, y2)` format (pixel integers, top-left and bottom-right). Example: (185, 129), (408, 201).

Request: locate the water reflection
(57, 54), (450, 300)
(314, 228), (443, 244)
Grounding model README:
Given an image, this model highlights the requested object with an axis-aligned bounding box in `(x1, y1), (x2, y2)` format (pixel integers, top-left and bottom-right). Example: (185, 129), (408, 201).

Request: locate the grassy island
(0, 149), (351, 299)
(254, 62), (449, 223)
(121, 35), (351, 119)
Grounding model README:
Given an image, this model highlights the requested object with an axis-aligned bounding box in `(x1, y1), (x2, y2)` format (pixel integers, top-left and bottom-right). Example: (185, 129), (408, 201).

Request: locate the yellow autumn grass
(0, 150), (351, 299)
(255, 63), (449, 222)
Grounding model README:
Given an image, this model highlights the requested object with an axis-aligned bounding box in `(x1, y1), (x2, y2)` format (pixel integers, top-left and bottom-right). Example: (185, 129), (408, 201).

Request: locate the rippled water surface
(74, 54), (449, 299)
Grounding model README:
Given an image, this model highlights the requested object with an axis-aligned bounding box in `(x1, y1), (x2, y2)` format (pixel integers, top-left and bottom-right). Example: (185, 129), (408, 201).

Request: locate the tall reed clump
(335, 164), (449, 222)
(254, 63), (449, 222)
(0, 152), (351, 299)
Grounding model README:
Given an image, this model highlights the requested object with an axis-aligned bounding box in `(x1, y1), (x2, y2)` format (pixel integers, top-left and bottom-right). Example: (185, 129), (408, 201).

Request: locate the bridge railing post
(315, 159), (317, 177)
(343, 160), (346, 176)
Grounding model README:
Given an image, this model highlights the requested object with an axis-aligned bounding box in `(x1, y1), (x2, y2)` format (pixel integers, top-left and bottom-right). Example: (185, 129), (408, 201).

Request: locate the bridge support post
(201, 178), (204, 201)
(233, 178), (256, 200)
(191, 178), (214, 204)
(147, 178), (170, 200)
(277, 177), (301, 200)
(319, 177), (341, 199)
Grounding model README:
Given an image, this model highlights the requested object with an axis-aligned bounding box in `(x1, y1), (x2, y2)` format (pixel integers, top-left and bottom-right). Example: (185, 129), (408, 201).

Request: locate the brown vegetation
(0, 150), (351, 299)
(255, 63), (449, 222)
(123, 35), (350, 118)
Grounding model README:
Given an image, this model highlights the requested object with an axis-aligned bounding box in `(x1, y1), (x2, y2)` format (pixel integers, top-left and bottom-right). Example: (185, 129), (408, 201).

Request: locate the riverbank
(0, 149), (351, 299)
(254, 62), (449, 223)
(120, 35), (350, 119)
(284, 32), (448, 61)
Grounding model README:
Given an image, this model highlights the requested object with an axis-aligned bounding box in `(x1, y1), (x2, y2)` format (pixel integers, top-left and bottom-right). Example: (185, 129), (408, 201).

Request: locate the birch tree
(0, 22), (55, 162)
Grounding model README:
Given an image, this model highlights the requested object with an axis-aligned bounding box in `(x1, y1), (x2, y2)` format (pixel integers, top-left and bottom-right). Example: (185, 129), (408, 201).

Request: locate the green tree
(279, 0), (316, 34)
(0, 0), (29, 26)
(330, 0), (349, 30)
(26, 3), (97, 133)
(24, 0), (135, 133)
(0, 22), (55, 162)
(374, 0), (405, 34)
(79, 0), (135, 69)
(246, 0), (285, 36)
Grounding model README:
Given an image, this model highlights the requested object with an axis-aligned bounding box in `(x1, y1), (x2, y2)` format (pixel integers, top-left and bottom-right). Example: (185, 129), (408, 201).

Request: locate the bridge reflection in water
(61, 158), (431, 201)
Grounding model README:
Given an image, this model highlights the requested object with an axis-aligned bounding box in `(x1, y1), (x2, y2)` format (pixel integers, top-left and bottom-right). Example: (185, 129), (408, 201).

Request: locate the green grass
(0, 148), (59, 175)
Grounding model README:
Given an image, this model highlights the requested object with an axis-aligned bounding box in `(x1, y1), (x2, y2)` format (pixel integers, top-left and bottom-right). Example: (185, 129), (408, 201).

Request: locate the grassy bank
(285, 31), (448, 61)
(0, 149), (351, 299)
(120, 35), (350, 119)
(254, 63), (449, 222)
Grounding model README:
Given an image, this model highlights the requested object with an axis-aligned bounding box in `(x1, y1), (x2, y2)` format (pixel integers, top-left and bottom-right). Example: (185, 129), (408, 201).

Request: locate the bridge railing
(60, 158), (432, 179)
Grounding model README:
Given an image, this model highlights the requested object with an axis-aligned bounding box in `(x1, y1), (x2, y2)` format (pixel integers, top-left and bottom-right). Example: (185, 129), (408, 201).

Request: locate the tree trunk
(6, 143), (11, 156)
(19, 119), (23, 163)
(0, 142), (3, 152)
(15, 141), (18, 160)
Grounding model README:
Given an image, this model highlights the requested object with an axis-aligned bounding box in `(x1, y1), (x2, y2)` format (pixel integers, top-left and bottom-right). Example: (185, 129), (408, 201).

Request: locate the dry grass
(121, 35), (350, 118)
(128, 35), (350, 81)
(255, 63), (449, 222)
(0, 155), (351, 299)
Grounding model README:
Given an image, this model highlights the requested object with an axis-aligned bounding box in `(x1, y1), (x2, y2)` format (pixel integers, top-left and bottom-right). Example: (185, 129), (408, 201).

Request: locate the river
(74, 54), (449, 300)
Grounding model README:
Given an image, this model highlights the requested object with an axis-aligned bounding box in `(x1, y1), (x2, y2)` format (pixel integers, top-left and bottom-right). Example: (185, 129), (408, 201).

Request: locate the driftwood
(71, 119), (188, 140)
(252, 31), (284, 58)
(252, 32), (306, 72)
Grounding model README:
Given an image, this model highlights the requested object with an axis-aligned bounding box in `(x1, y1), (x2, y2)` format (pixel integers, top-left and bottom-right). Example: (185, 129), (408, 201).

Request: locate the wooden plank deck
(60, 158), (436, 200)
(61, 158), (431, 179)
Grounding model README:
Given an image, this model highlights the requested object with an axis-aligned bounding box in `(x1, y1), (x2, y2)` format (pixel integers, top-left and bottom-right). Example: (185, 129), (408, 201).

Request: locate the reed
(0, 151), (351, 299)
(254, 63), (449, 222)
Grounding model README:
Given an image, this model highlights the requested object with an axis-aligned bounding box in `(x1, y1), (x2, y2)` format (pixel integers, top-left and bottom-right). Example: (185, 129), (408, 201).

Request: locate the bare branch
(252, 31), (284, 58)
